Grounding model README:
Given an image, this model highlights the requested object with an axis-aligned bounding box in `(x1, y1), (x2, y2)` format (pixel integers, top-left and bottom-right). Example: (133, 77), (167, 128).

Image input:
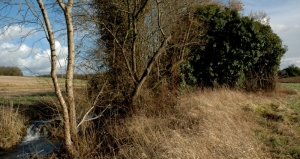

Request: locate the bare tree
(227, 0), (244, 11)
(91, 0), (204, 107)
(248, 10), (270, 25)
(0, 0), (84, 156)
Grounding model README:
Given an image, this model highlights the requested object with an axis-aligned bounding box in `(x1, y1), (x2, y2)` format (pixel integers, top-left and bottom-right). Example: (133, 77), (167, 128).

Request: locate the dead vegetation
(92, 86), (299, 158)
(100, 88), (271, 158)
(0, 102), (27, 149)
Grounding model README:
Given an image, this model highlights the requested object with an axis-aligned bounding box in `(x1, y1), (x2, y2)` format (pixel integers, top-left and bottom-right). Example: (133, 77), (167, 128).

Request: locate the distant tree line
(0, 66), (23, 76)
(281, 64), (300, 77)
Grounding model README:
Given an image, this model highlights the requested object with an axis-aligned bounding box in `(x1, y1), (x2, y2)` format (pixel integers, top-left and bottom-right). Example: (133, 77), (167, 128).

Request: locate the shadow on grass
(0, 91), (62, 121)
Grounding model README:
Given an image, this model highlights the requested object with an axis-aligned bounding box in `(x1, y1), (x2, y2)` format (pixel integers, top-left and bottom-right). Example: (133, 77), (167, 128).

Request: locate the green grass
(0, 91), (57, 106)
(281, 83), (300, 92)
(35, 77), (87, 87)
(252, 90), (300, 158)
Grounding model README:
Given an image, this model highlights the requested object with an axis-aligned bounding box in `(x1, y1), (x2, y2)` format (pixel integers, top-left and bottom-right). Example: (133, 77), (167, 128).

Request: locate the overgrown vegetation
(0, 102), (27, 149)
(0, 66), (23, 76)
(105, 88), (270, 158)
(2, 77), (300, 158)
(0, 0), (296, 158)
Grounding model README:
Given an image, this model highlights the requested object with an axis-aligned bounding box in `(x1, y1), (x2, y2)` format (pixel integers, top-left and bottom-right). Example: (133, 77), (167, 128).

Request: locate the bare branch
(57, 0), (66, 11)
(77, 80), (108, 129)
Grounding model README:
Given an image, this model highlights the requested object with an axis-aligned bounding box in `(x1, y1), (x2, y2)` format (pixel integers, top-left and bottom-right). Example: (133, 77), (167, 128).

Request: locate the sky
(242, 0), (300, 69)
(0, 0), (299, 76)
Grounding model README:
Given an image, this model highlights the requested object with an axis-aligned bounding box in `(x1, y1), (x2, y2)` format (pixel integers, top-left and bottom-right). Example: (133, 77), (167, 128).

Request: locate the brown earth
(278, 76), (300, 83)
(0, 76), (54, 96)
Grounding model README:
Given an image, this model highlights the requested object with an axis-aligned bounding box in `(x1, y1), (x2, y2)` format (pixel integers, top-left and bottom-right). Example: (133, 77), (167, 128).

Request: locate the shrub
(181, 4), (286, 91)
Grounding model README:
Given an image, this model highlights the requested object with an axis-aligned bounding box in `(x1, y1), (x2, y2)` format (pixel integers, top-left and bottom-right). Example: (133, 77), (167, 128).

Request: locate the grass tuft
(0, 102), (27, 149)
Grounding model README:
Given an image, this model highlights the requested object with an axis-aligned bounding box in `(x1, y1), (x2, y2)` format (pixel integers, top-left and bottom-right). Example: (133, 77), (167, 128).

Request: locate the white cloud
(0, 25), (70, 75)
(0, 25), (36, 42)
(281, 57), (300, 69)
(0, 40), (68, 75)
(271, 23), (300, 34)
(271, 24), (289, 33)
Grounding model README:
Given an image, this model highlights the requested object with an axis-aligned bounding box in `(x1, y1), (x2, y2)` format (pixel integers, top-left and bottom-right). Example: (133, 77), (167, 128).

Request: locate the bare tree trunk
(36, 0), (76, 156)
(57, 0), (78, 145)
(132, 34), (172, 105)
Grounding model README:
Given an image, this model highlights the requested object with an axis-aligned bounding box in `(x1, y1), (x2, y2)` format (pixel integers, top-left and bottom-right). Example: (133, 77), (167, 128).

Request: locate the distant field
(0, 76), (86, 97)
(278, 76), (300, 83)
(278, 76), (300, 92)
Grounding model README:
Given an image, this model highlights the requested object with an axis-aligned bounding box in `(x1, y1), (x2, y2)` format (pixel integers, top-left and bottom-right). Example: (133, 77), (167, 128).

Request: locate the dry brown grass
(104, 89), (279, 159)
(0, 102), (27, 149)
(3, 75), (299, 158)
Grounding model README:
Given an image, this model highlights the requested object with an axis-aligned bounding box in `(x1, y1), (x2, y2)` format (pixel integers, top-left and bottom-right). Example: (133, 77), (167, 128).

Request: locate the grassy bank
(105, 89), (269, 158)
(99, 86), (300, 158)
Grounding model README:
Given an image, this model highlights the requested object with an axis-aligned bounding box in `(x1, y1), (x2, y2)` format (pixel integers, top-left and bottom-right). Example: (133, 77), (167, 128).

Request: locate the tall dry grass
(0, 102), (27, 149)
(46, 85), (299, 158)
(104, 88), (275, 158)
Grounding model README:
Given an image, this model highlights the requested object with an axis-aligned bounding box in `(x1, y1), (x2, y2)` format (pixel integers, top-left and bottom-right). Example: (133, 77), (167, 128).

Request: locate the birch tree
(0, 0), (84, 156)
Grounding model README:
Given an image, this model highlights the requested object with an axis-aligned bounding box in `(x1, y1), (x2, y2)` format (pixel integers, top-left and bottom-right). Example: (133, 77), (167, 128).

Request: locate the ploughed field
(0, 76), (86, 97)
(279, 76), (300, 83)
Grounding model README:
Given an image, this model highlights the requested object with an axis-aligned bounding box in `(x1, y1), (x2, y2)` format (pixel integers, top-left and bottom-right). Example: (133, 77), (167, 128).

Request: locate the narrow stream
(0, 121), (61, 159)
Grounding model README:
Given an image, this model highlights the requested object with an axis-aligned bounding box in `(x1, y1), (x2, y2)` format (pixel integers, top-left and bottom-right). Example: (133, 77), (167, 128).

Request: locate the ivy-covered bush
(181, 4), (286, 91)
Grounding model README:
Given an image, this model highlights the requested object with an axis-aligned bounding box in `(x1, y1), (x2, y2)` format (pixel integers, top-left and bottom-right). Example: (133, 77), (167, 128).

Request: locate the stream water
(0, 121), (61, 159)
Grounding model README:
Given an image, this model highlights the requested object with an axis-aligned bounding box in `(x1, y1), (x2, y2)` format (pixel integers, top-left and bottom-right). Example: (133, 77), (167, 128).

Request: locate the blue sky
(0, 1), (69, 76)
(242, 0), (300, 69)
(0, 0), (299, 75)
